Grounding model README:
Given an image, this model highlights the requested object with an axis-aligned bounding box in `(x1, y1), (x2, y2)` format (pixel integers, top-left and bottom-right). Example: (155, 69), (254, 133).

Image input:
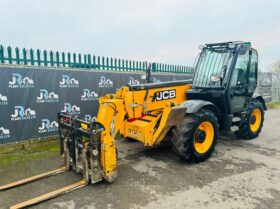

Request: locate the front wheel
(235, 101), (264, 139)
(171, 108), (218, 162)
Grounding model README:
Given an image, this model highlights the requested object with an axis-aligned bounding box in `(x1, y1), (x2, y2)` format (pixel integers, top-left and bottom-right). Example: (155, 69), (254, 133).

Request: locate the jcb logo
(153, 89), (176, 101)
(128, 129), (141, 137)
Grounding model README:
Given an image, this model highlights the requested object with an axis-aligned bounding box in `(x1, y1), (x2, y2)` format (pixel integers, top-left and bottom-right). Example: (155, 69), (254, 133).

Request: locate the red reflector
(127, 118), (137, 122)
(127, 113), (146, 122)
(65, 117), (70, 123)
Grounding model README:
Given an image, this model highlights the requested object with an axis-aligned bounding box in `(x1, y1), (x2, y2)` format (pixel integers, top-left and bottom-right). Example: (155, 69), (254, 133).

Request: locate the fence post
(106, 57), (109, 70)
(135, 61), (139, 72)
(93, 55), (96, 69)
(43, 50), (48, 66)
(114, 58), (117, 71)
(143, 61), (147, 71)
(83, 54), (86, 68)
(0, 45), (4, 63)
(73, 53), (77, 67)
(97, 56), (100, 69)
(151, 62), (156, 72)
(67, 53), (71, 67)
(110, 57), (113, 71)
(37, 49), (41, 66)
(30, 48), (35, 65)
(132, 61), (135, 71)
(50, 51), (54, 66)
(125, 60), (128, 71)
(15, 47), (20, 64)
(116, 59), (121, 70)
(88, 54), (91, 68)
(56, 51), (60, 67)
(119, 59), (122, 71)
(23, 48), (28, 65)
(78, 53), (82, 68)
(128, 60), (131, 71)
(7, 46), (12, 64)
(102, 56), (105, 69)
(62, 52), (66, 67)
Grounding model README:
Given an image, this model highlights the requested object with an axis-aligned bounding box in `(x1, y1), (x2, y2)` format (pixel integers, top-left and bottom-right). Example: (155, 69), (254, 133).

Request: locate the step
(230, 125), (239, 132)
(232, 117), (241, 123)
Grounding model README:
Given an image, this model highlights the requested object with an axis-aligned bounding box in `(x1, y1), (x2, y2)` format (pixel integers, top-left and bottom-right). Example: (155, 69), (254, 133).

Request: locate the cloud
(0, 0), (279, 69)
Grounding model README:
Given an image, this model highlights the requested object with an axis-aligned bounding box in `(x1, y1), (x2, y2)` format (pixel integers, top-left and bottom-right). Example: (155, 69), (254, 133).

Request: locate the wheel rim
(250, 108), (262, 132)
(194, 121), (214, 154)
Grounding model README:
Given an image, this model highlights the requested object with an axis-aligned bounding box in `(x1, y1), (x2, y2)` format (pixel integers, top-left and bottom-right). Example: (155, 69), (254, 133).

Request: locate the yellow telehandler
(1, 41), (266, 209)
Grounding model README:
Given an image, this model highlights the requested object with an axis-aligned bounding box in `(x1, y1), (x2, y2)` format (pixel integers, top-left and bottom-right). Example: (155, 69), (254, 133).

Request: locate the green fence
(0, 45), (193, 74)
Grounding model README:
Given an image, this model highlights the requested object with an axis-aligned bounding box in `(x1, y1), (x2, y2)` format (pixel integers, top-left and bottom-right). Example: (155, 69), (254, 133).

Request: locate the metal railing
(257, 72), (280, 103)
(0, 45), (193, 74)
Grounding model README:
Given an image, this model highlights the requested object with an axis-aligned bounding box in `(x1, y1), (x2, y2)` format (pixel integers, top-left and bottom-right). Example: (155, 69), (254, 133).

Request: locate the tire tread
(172, 108), (218, 162)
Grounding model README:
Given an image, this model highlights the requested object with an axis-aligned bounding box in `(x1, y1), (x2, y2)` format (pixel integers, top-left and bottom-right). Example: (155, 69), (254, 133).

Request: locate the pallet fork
(0, 113), (104, 209)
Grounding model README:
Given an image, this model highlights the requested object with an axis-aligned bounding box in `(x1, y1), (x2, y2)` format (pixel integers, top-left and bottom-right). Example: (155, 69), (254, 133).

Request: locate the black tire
(235, 100), (264, 139)
(171, 108), (218, 163)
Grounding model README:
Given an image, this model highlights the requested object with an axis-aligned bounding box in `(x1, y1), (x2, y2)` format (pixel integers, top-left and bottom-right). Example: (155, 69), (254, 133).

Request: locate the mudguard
(252, 94), (267, 110)
(180, 99), (219, 114)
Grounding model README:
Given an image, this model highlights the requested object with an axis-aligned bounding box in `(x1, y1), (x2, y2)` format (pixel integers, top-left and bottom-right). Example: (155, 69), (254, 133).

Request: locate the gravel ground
(0, 108), (280, 209)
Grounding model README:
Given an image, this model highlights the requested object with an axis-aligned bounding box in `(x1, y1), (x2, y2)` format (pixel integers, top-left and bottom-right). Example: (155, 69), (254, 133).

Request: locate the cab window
(230, 50), (249, 87)
(248, 50), (258, 93)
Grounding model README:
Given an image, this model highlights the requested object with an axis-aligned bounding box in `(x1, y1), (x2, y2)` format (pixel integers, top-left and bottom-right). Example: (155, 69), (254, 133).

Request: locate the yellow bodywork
(95, 82), (191, 180)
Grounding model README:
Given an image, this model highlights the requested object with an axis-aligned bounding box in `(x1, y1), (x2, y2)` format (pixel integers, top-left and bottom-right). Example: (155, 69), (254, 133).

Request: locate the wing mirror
(210, 74), (222, 82)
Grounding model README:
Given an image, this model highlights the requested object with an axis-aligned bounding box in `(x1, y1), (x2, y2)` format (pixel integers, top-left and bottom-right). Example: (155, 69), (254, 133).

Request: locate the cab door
(228, 48), (251, 113)
(247, 50), (258, 99)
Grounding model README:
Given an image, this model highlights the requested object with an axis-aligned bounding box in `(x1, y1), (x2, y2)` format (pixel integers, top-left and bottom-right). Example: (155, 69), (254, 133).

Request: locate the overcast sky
(0, 0), (279, 70)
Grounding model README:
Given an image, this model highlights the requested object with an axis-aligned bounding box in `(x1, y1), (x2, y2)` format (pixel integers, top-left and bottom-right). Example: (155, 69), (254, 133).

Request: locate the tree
(268, 59), (280, 73)
(268, 59), (280, 85)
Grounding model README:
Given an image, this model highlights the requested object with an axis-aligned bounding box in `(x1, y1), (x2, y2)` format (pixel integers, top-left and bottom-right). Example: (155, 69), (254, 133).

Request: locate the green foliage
(0, 143), (59, 168)
(266, 102), (280, 108)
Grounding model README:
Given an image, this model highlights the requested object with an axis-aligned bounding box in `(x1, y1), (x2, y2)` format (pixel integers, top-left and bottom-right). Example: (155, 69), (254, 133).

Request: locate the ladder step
(0, 166), (68, 191)
(10, 180), (88, 209)
(232, 117), (241, 122)
(231, 125), (239, 132)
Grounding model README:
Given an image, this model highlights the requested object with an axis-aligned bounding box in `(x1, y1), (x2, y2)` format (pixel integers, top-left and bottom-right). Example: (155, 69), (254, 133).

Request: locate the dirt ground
(1, 109), (280, 209)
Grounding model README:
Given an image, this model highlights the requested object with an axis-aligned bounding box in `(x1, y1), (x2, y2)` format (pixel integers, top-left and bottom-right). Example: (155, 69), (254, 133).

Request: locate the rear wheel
(235, 101), (264, 139)
(171, 108), (218, 162)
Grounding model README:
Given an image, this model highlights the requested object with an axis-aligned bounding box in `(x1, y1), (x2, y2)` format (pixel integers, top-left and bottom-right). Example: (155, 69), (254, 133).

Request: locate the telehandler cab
(1, 41), (266, 209)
